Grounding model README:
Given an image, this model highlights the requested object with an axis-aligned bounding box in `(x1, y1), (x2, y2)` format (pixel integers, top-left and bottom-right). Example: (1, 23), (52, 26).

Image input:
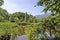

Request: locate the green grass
(0, 22), (17, 36)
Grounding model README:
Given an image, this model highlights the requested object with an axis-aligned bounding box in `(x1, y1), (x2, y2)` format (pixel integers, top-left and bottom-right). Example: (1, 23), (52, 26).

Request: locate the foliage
(37, 0), (60, 40)
(8, 12), (37, 23)
(37, 0), (60, 14)
(0, 0), (4, 6)
(0, 0), (60, 40)
(0, 7), (37, 40)
(0, 22), (16, 40)
(0, 8), (9, 21)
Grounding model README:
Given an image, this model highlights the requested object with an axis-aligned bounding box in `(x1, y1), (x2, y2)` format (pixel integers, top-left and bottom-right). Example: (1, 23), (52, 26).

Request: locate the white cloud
(2, 0), (44, 15)
(2, 0), (20, 13)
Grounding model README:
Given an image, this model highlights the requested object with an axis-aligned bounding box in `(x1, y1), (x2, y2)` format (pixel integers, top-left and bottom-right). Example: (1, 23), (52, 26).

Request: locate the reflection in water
(10, 32), (56, 40)
(15, 35), (26, 40)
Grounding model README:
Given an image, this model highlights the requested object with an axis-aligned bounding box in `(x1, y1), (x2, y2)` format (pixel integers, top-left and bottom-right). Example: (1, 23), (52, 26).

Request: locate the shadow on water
(53, 37), (60, 40)
(0, 34), (11, 40)
(14, 35), (26, 40)
(0, 34), (60, 40)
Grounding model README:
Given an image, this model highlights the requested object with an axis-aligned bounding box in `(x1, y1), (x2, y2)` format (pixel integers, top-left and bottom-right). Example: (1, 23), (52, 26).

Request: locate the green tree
(9, 12), (37, 23)
(0, 16), (4, 22)
(37, 0), (60, 40)
(37, 0), (60, 14)
(0, 0), (9, 21)
(0, 8), (9, 21)
(0, 0), (4, 7)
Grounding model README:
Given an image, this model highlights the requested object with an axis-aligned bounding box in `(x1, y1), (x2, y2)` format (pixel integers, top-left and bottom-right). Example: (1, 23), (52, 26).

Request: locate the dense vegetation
(0, 0), (60, 40)
(0, 8), (37, 23)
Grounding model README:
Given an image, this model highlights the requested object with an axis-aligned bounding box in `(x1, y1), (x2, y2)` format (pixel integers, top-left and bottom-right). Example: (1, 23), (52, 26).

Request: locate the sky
(2, 0), (44, 16)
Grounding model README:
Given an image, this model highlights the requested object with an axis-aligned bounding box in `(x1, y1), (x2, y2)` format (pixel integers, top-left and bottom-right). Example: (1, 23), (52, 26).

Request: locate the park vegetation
(0, 0), (60, 40)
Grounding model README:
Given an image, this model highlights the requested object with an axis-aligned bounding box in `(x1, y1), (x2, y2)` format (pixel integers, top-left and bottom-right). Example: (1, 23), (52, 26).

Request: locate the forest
(0, 0), (60, 40)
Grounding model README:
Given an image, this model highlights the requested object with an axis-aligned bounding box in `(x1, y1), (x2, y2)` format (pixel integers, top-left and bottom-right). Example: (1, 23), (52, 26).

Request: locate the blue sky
(2, 0), (44, 16)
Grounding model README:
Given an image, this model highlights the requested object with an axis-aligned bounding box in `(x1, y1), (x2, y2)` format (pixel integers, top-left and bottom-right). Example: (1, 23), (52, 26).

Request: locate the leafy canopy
(37, 0), (60, 14)
(0, 0), (4, 6)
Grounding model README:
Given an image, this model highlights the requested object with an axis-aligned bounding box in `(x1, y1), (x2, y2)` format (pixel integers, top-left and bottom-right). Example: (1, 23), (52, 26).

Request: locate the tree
(37, 0), (60, 39)
(0, 16), (4, 22)
(0, 8), (9, 21)
(9, 12), (37, 23)
(0, 0), (4, 7)
(37, 0), (60, 31)
(37, 0), (60, 14)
